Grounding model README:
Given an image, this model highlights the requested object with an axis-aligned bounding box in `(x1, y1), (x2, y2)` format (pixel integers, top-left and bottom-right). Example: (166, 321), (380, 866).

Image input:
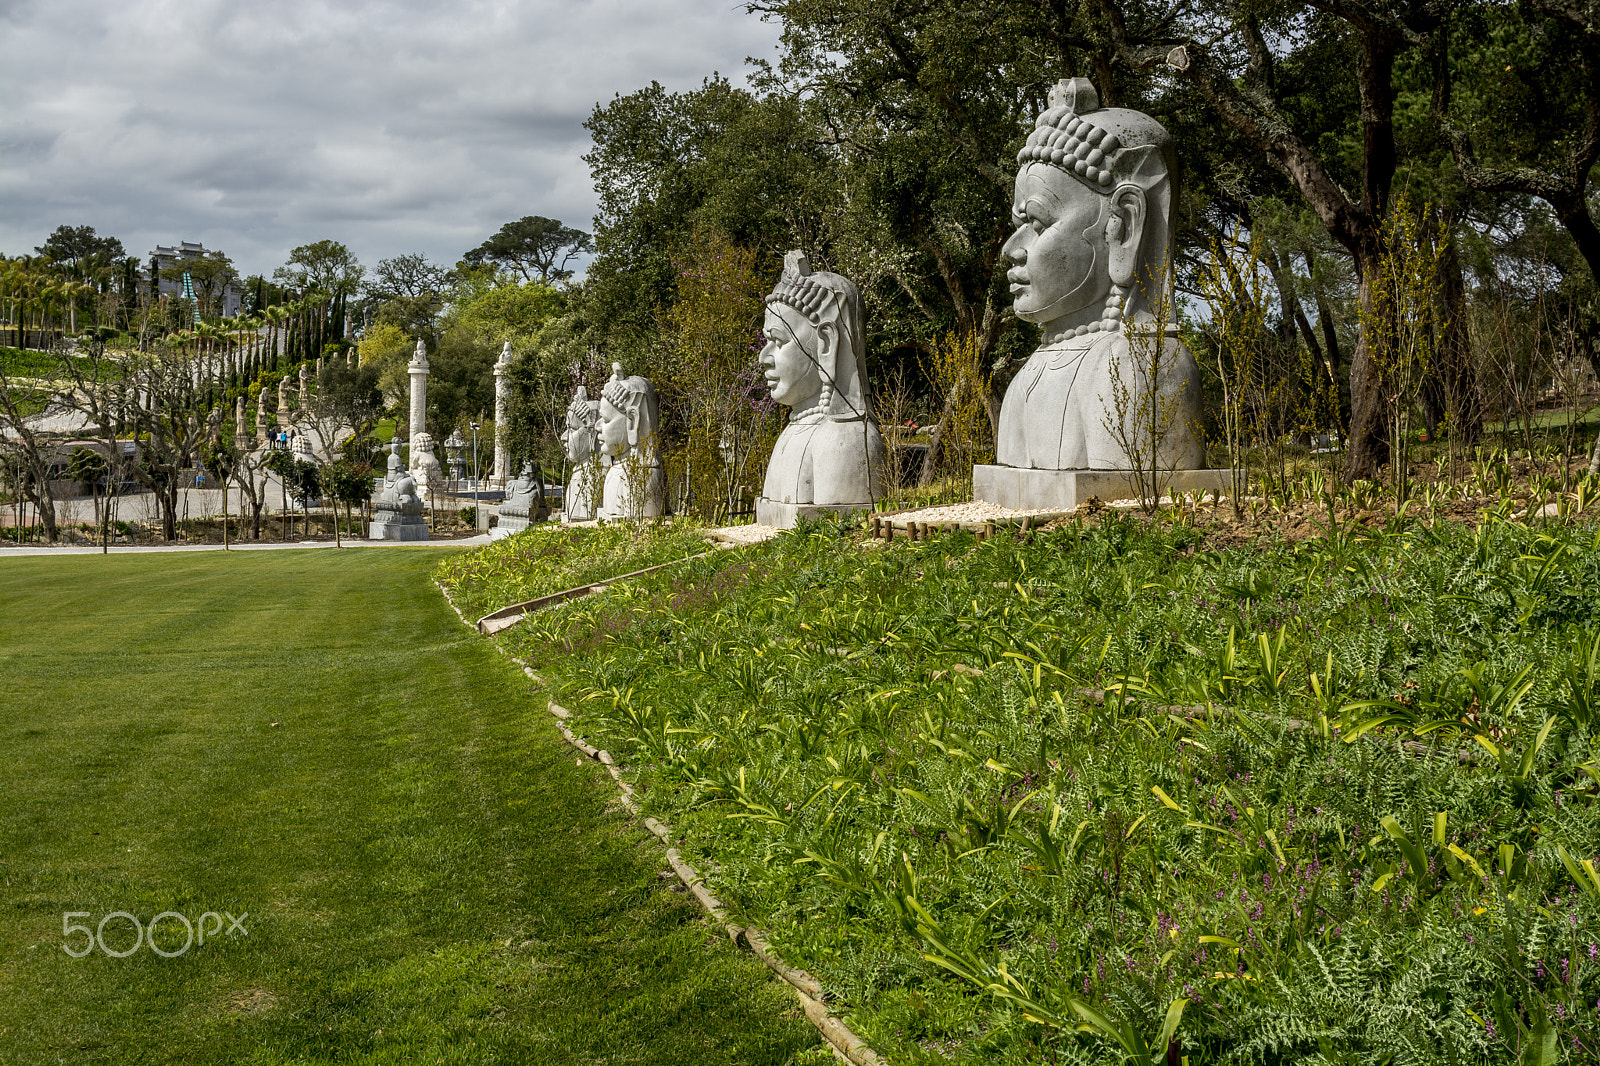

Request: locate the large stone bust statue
(976, 78), (1207, 509)
(596, 364), (665, 520)
(755, 251), (884, 528)
(560, 386), (601, 521)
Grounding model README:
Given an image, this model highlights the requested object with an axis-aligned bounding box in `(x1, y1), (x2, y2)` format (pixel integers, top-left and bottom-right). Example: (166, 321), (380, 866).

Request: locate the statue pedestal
(368, 510), (429, 541)
(756, 498), (874, 529)
(490, 502), (549, 540)
(972, 465), (1233, 510)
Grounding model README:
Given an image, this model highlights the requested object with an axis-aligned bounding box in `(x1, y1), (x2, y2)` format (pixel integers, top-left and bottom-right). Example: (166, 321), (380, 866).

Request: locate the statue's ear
(1107, 184), (1148, 288)
(626, 402), (642, 445)
(816, 320), (837, 379)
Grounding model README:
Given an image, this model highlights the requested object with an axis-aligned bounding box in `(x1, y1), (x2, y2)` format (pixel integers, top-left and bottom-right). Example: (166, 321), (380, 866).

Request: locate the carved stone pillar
(407, 340), (429, 440)
(492, 341), (512, 485)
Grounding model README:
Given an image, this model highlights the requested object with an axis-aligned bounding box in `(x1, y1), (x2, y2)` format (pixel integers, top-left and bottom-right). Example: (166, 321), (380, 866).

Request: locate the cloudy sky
(0, 0), (782, 280)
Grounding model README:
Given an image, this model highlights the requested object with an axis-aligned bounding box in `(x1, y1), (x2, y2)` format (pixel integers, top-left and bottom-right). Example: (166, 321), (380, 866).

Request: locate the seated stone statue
(369, 440), (427, 540)
(756, 251), (885, 527)
(560, 386), (601, 522)
(408, 431), (444, 505)
(493, 460), (548, 538)
(596, 364), (665, 520)
(975, 77), (1213, 511)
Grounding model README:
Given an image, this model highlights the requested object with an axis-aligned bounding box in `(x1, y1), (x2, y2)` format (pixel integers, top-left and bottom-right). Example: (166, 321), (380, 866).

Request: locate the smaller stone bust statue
(560, 386), (601, 521)
(383, 444), (422, 510)
(755, 251), (884, 527)
(409, 431), (443, 504)
(370, 439), (426, 540)
(290, 431), (315, 462)
(596, 364), (665, 520)
(493, 460), (548, 537)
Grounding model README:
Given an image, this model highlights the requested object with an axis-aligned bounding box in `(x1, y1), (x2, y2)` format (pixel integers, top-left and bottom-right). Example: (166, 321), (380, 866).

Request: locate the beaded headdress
(1016, 78), (1170, 196)
(600, 363), (659, 446)
(564, 386), (597, 430)
(763, 251), (869, 423)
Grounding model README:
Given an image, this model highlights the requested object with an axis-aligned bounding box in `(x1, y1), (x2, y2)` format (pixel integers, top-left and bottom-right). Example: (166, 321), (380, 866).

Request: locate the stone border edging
(868, 511), (1071, 542)
(433, 578), (887, 1065)
(544, 696), (884, 1066)
(471, 550), (713, 635)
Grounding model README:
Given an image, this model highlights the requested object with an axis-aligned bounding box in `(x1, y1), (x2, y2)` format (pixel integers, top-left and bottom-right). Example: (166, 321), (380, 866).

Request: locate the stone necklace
(1041, 283), (1128, 345)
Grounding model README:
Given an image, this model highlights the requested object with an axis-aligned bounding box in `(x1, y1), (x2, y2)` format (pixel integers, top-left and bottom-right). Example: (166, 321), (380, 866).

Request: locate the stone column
(493, 341), (512, 485)
(407, 340), (429, 441)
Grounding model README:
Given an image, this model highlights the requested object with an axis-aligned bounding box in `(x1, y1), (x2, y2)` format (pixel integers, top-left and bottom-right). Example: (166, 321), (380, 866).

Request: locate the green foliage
(462, 216), (592, 284)
(433, 521), (711, 620)
(316, 459), (370, 507)
(444, 515), (1600, 1063)
(273, 239), (364, 298)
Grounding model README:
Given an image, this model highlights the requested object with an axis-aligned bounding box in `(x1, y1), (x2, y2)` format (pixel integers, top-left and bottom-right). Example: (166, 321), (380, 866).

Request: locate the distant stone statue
(278, 375), (292, 420)
(409, 431), (444, 504)
(596, 364), (664, 520)
(755, 250), (885, 527)
(290, 430), (315, 463)
(257, 388), (269, 437)
(974, 77), (1214, 510)
(235, 395), (247, 442)
(491, 460), (549, 538)
(560, 386), (601, 521)
(297, 363), (311, 411)
(206, 404), (223, 442)
(369, 438), (427, 540)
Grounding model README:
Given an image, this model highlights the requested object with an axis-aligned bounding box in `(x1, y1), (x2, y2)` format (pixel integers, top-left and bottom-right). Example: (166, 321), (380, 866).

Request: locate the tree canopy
(35, 225), (125, 270)
(274, 239), (364, 297)
(462, 216), (593, 284)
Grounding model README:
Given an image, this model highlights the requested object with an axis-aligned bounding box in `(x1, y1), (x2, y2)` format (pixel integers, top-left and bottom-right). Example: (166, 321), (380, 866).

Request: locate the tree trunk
(164, 481), (179, 542)
(1432, 231), (1480, 444)
(1347, 258), (1389, 479)
(34, 481), (58, 543)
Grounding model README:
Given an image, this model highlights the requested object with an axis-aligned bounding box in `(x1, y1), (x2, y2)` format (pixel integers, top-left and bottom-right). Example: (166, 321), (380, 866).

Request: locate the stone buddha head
(1002, 78), (1176, 342)
(560, 386), (600, 464)
(759, 251), (869, 423)
(598, 364), (659, 460)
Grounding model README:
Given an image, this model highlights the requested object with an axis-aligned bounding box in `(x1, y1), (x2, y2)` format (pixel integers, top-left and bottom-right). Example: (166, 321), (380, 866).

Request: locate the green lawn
(0, 549), (820, 1064)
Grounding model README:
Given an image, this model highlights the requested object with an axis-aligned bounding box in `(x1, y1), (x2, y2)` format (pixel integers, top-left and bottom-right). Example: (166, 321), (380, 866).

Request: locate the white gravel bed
(886, 501), (1057, 526)
(706, 523), (782, 545)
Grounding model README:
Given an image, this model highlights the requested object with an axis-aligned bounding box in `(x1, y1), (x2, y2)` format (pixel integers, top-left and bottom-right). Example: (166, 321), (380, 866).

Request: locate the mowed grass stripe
(0, 550), (819, 1065)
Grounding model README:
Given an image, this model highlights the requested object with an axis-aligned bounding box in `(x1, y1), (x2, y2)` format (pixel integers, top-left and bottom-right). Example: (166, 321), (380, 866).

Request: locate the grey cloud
(0, 0), (779, 276)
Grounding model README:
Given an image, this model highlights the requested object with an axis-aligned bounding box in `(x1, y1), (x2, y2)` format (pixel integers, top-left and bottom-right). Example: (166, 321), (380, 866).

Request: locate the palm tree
(263, 304), (287, 371)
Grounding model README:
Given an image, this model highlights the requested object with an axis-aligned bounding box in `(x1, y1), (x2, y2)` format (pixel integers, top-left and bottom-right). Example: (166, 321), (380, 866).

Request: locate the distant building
(146, 241), (244, 317)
